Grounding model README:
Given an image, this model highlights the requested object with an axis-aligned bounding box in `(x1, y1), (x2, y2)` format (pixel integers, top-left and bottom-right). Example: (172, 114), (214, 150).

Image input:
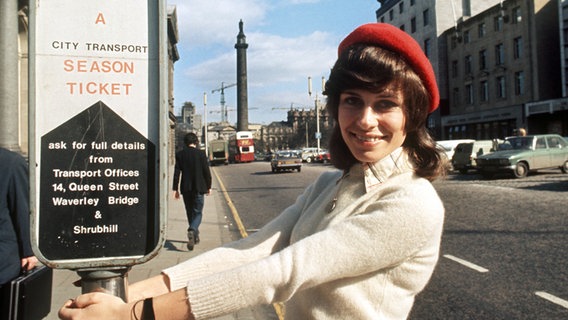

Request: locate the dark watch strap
(142, 297), (155, 320)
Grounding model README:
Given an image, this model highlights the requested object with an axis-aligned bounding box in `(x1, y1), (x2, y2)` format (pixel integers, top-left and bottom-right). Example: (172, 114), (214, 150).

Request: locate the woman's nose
(358, 106), (379, 128)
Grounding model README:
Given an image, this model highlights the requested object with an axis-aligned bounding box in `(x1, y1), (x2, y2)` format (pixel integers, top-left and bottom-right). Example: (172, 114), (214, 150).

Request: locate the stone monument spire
(234, 20), (249, 131)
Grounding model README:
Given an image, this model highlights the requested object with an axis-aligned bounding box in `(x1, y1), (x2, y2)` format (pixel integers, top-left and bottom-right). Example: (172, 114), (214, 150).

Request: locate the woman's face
(338, 87), (407, 163)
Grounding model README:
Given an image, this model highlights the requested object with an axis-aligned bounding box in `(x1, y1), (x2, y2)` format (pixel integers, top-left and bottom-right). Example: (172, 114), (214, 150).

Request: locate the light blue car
(476, 134), (568, 178)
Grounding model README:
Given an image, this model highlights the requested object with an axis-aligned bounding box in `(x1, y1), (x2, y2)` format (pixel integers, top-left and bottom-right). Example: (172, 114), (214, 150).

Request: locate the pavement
(43, 166), (261, 319)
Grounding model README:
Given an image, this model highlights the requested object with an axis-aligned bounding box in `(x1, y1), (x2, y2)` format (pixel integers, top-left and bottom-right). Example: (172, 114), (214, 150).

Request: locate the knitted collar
(359, 147), (411, 192)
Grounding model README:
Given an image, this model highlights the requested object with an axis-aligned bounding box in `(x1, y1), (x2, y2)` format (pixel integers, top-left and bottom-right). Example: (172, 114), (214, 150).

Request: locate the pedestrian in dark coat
(0, 148), (38, 317)
(172, 133), (212, 249)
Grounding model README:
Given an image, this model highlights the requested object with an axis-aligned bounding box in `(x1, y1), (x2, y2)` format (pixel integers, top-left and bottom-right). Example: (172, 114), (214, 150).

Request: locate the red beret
(338, 23), (439, 113)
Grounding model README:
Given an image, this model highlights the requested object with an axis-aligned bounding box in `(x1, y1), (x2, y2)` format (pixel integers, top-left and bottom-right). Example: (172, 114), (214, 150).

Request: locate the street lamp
(203, 92), (208, 156)
(308, 76), (325, 151)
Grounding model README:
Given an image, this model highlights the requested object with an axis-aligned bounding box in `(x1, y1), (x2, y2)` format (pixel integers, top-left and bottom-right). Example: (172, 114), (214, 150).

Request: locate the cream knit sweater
(163, 148), (445, 319)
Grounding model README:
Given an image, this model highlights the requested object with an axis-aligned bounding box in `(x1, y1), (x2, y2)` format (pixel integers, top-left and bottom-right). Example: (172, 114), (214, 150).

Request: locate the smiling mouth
(353, 133), (383, 142)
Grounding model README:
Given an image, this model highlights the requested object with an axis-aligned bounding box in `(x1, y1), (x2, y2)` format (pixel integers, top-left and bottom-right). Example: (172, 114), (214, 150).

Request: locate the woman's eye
(374, 100), (399, 111)
(342, 96), (361, 106)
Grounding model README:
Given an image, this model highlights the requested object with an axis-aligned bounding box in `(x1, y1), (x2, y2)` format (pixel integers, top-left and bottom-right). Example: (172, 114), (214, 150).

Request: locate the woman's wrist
(128, 274), (171, 302)
(129, 298), (156, 320)
(128, 299), (143, 320)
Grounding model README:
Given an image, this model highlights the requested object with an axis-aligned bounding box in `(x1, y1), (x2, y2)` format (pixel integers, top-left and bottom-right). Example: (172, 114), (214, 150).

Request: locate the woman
(59, 23), (446, 320)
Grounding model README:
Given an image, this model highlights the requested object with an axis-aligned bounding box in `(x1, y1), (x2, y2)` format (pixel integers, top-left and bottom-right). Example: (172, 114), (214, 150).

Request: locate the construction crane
(271, 102), (305, 111)
(210, 107), (258, 121)
(211, 82), (237, 123)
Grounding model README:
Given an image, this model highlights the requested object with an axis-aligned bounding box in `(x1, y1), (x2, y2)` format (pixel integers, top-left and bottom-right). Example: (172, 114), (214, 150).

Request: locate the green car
(271, 150), (302, 173)
(476, 134), (568, 178)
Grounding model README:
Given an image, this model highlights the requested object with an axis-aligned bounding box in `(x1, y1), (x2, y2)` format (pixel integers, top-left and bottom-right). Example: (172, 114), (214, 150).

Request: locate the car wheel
(271, 167), (276, 173)
(513, 162), (528, 178)
(305, 157), (312, 163)
(561, 160), (568, 173)
(297, 167), (301, 172)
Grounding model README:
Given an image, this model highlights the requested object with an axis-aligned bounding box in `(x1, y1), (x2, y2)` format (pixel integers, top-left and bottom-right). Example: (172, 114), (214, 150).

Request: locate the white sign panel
(30, 0), (165, 268)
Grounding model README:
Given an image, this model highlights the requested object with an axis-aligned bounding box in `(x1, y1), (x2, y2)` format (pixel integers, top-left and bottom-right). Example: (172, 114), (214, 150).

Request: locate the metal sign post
(29, 0), (167, 300)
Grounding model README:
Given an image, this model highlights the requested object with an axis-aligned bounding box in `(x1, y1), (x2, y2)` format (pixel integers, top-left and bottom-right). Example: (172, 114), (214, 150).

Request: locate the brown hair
(324, 45), (446, 180)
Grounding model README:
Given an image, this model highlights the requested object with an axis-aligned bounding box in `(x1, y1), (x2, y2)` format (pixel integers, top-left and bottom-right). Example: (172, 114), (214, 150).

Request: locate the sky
(166, 0), (381, 125)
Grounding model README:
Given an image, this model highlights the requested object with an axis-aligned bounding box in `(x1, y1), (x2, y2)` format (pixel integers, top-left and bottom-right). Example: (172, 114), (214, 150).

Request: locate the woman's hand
(58, 292), (133, 320)
(21, 256), (38, 271)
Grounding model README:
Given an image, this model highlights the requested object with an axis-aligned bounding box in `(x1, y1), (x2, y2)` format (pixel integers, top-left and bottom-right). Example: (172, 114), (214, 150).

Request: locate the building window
(465, 55), (473, 74)
(480, 80), (489, 102)
(411, 0), (415, 6)
(479, 50), (487, 70)
(423, 9), (430, 26)
(495, 43), (505, 65)
(463, 30), (470, 44)
(424, 38), (431, 58)
(428, 117), (435, 129)
(515, 71), (525, 95)
(389, 10), (394, 21)
(512, 7), (522, 23)
(411, 17), (417, 33)
(494, 15), (503, 31)
(380, 16), (385, 23)
(400, 24), (405, 32)
(478, 23), (486, 38)
(465, 84), (474, 105)
(451, 60), (458, 78)
(496, 76), (507, 98)
(453, 87), (460, 105)
(399, 2), (404, 13)
(514, 37), (523, 59)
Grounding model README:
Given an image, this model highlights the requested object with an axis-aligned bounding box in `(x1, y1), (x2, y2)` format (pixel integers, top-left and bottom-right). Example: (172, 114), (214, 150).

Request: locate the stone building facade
(444, 0), (564, 138)
(376, 0), (504, 138)
(260, 105), (332, 152)
(376, 0), (567, 138)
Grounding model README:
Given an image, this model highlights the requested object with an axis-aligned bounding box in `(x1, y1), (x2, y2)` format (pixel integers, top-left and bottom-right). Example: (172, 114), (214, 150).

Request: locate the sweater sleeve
(166, 173), (444, 319)
(163, 176), (317, 288)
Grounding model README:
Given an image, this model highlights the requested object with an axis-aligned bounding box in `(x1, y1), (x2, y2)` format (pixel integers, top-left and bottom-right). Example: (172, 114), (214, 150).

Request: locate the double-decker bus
(228, 131), (255, 163)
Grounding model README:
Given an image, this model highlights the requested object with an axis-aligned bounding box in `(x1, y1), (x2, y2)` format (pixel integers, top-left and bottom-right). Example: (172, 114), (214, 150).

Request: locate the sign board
(29, 0), (167, 269)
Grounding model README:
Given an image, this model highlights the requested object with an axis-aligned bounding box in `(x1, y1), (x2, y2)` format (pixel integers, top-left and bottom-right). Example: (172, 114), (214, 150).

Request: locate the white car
(436, 139), (475, 161)
(300, 147), (319, 163)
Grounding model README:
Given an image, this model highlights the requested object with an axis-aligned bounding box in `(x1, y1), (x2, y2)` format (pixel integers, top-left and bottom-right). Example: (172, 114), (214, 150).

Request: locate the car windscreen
(500, 137), (533, 150)
(455, 143), (473, 153)
(277, 152), (298, 158)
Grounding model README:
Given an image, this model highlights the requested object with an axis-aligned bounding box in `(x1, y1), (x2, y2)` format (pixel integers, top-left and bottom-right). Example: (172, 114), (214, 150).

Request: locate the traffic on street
(212, 161), (568, 319)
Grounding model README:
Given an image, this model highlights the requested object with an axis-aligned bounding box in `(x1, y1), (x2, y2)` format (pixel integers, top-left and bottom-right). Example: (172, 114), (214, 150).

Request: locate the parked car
(436, 139), (475, 168)
(452, 140), (497, 174)
(476, 134), (568, 178)
(313, 150), (331, 163)
(300, 147), (319, 163)
(270, 150), (302, 173)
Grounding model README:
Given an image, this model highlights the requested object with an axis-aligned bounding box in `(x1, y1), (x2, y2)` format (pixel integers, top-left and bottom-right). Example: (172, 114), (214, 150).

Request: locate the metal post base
(77, 267), (130, 302)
